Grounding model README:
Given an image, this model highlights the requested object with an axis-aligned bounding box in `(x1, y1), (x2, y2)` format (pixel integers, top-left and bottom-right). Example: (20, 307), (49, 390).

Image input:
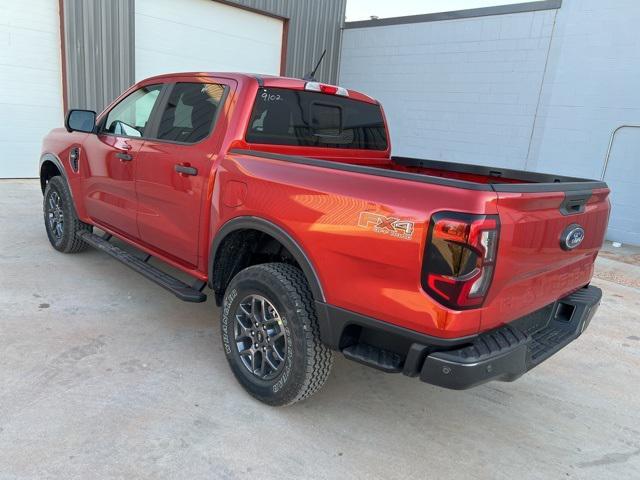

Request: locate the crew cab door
(82, 84), (163, 238)
(134, 80), (231, 267)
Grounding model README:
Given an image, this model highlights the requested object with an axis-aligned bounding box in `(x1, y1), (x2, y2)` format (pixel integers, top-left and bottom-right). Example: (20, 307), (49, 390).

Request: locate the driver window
(102, 84), (162, 138)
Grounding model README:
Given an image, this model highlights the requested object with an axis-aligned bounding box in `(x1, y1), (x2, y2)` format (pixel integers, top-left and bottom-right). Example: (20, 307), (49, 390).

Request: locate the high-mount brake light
(422, 212), (500, 310)
(305, 81), (349, 97)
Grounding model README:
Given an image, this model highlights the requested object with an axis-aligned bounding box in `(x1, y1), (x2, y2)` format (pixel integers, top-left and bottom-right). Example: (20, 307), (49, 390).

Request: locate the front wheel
(43, 176), (92, 253)
(220, 263), (333, 406)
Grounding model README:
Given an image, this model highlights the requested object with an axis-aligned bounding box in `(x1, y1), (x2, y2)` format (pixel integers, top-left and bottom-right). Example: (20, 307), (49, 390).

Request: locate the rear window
(246, 88), (388, 150)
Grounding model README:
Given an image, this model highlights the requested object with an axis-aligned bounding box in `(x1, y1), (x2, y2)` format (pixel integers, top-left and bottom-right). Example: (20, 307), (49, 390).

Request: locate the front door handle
(175, 164), (198, 176)
(116, 152), (133, 161)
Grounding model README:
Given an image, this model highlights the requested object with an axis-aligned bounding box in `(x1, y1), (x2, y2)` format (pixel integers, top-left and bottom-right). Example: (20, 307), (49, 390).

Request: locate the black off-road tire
(221, 263), (334, 406)
(43, 176), (92, 253)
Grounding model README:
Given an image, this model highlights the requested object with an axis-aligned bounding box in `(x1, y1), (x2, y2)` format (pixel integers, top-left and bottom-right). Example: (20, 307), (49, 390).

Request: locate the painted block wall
(340, 1), (640, 244)
(527, 0), (640, 244)
(339, 9), (556, 169)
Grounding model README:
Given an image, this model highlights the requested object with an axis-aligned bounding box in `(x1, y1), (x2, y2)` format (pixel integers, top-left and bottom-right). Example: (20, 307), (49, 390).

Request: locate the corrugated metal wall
(63, 0), (135, 111)
(228, 0), (346, 83)
(62, 0), (346, 112)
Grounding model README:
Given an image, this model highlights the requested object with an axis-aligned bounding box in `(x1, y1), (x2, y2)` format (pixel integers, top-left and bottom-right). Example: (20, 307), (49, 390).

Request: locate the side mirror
(65, 109), (97, 133)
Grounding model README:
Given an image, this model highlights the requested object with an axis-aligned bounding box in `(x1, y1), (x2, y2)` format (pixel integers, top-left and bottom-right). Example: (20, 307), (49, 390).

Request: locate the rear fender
(208, 216), (325, 303)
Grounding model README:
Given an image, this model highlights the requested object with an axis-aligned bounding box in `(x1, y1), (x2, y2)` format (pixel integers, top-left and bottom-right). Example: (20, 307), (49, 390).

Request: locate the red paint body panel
(481, 188), (609, 332)
(135, 141), (206, 267)
(83, 134), (144, 238)
(213, 152), (498, 337)
(41, 72), (610, 339)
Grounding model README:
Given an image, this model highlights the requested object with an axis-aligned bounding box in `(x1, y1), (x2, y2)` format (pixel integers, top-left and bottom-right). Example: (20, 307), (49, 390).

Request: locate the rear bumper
(317, 285), (602, 390)
(420, 286), (601, 389)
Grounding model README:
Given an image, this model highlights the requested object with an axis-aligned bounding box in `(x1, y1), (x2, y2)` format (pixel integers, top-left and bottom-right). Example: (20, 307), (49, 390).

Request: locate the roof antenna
(303, 49), (327, 81)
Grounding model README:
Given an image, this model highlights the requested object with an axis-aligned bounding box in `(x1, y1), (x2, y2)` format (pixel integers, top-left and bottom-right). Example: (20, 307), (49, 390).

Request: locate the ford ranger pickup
(40, 72), (610, 406)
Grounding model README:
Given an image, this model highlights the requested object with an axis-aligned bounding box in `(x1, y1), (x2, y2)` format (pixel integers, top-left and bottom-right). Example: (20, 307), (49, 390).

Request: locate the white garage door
(135, 0), (283, 82)
(0, 1), (64, 178)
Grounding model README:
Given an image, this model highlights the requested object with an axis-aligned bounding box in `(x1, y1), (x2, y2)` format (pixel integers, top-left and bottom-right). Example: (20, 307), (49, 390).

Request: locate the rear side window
(155, 82), (226, 143)
(246, 88), (388, 150)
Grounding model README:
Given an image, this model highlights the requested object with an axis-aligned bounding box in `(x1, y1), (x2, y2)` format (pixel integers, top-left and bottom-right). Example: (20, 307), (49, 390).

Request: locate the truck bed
(228, 147), (609, 336)
(389, 157), (598, 188)
(232, 149), (608, 193)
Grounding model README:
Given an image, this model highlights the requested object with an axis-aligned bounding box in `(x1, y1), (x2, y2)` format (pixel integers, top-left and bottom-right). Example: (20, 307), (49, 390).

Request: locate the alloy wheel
(46, 191), (65, 241)
(234, 294), (288, 381)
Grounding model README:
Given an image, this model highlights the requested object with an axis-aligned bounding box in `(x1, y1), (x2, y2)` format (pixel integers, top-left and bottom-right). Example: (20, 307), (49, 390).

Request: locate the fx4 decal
(358, 212), (415, 240)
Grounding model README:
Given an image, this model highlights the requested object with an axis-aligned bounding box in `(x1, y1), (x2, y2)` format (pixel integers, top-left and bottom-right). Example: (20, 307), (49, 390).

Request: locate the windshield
(246, 87), (388, 150)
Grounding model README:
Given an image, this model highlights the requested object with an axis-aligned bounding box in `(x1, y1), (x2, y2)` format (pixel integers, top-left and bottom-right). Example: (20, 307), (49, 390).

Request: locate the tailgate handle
(560, 190), (591, 216)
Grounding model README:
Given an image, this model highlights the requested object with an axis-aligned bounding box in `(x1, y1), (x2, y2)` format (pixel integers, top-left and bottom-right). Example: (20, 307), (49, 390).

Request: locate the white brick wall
(339, 1), (640, 244)
(339, 10), (557, 169)
(527, 0), (640, 244)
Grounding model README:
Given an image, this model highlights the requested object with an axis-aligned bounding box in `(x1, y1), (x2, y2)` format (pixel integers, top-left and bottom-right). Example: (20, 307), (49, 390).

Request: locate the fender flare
(209, 216), (326, 302)
(39, 153), (68, 193)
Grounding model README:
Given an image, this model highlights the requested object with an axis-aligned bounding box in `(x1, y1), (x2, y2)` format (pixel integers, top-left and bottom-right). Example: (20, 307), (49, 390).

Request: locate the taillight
(422, 212), (500, 310)
(305, 81), (349, 96)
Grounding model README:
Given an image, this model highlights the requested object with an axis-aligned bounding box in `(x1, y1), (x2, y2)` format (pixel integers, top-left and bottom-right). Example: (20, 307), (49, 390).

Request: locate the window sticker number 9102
(261, 91), (282, 102)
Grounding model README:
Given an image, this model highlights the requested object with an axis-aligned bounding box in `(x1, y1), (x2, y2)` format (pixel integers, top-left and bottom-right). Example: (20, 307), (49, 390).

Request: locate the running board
(342, 343), (403, 373)
(77, 231), (207, 303)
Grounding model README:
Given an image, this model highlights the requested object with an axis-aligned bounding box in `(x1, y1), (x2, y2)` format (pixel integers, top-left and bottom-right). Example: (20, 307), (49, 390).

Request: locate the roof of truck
(139, 72), (379, 105)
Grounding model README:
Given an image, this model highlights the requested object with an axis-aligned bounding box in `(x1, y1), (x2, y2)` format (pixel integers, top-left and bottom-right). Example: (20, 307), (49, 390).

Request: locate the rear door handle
(175, 164), (198, 176)
(116, 152), (133, 161)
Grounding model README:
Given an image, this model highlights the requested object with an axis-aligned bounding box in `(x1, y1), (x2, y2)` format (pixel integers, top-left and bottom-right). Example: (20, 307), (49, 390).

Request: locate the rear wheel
(43, 176), (92, 253)
(221, 263), (333, 406)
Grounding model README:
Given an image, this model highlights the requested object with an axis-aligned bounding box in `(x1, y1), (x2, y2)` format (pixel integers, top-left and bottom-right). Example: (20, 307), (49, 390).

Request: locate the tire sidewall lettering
(272, 316), (292, 393)
(218, 264), (332, 406)
(221, 288), (238, 355)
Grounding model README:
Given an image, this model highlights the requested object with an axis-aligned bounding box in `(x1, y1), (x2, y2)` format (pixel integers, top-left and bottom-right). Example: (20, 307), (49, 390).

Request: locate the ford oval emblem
(560, 224), (585, 250)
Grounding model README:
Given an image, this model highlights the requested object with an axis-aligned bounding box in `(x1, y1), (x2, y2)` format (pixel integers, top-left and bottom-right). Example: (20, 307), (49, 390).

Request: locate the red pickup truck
(40, 72), (610, 406)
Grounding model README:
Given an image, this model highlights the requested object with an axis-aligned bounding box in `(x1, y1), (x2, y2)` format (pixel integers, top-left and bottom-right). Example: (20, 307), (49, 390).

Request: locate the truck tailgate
(481, 187), (610, 331)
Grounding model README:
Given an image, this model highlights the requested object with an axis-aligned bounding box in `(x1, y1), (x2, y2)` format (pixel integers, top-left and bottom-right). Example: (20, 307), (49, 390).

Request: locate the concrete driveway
(1, 179), (639, 479)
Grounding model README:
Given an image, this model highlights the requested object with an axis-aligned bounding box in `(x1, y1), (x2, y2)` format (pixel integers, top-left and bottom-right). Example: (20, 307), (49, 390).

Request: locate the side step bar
(77, 231), (207, 303)
(342, 343), (403, 373)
